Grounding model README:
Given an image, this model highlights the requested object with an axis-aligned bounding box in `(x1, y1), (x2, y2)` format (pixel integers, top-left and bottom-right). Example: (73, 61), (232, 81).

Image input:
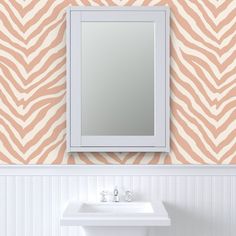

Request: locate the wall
(0, 165), (236, 236)
(0, 0), (235, 164)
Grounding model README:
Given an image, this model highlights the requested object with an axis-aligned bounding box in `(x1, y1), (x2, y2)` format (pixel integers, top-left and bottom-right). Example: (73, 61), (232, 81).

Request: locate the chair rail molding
(0, 165), (236, 176)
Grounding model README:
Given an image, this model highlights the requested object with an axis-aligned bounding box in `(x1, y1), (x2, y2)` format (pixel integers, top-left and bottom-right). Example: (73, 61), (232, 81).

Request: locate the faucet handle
(100, 191), (108, 202)
(125, 190), (133, 202)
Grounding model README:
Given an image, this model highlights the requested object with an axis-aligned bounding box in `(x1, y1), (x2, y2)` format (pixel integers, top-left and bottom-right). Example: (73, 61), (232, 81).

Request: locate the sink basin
(61, 201), (170, 226)
(79, 202), (154, 214)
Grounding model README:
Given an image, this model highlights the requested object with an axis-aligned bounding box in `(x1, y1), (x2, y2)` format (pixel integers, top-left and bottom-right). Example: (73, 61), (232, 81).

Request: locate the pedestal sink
(61, 201), (170, 236)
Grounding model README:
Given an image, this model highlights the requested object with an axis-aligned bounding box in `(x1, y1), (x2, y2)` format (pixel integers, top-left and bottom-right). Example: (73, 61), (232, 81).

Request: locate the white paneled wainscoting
(0, 165), (236, 236)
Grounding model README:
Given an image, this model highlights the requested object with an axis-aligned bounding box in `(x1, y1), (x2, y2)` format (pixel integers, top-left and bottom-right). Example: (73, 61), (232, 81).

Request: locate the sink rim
(61, 201), (171, 226)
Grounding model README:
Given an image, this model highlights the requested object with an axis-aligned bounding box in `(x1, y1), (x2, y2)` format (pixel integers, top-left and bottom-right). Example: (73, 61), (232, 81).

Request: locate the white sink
(61, 201), (170, 235)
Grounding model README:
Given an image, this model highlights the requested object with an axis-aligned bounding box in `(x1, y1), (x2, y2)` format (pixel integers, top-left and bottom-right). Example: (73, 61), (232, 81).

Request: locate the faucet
(100, 187), (133, 202)
(113, 187), (119, 202)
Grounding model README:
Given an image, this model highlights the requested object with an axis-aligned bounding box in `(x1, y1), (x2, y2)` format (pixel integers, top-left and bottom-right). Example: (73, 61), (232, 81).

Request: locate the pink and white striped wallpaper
(0, 0), (235, 164)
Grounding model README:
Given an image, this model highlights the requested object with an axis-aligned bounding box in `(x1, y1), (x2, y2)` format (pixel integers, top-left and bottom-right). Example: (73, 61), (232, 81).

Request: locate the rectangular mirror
(67, 7), (170, 152)
(82, 22), (154, 136)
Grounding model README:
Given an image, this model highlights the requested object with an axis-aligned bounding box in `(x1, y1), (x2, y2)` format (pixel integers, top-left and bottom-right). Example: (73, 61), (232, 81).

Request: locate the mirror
(67, 7), (170, 152)
(81, 22), (154, 136)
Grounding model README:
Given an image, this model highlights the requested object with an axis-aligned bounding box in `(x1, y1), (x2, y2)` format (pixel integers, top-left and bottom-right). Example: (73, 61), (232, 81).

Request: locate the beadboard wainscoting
(0, 165), (235, 236)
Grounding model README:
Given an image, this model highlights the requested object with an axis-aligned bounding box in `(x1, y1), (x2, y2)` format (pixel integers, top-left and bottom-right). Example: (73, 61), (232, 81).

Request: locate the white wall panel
(0, 165), (235, 236)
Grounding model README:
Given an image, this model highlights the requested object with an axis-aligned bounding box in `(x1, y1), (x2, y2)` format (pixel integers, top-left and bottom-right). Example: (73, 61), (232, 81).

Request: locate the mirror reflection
(81, 22), (154, 136)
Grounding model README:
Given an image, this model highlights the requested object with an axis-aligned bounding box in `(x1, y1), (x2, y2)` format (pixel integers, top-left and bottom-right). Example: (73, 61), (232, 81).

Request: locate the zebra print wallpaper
(0, 0), (235, 164)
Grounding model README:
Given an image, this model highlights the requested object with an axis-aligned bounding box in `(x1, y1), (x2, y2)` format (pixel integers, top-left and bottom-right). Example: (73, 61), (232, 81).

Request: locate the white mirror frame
(67, 7), (170, 152)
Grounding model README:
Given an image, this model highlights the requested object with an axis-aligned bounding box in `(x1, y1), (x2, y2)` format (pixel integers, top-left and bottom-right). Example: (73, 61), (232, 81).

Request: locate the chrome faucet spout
(113, 187), (119, 202)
